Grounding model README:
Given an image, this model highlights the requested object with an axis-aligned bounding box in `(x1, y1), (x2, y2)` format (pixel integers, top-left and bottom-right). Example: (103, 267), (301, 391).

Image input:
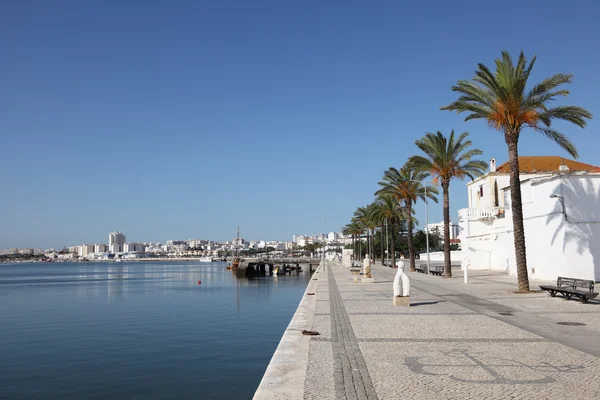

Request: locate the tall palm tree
(376, 166), (438, 271)
(352, 218), (366, 261)
(408, 130), (487, 278)
(354, 206), (371, 259)
(372, 194), (405, 269)
(441, 50), (592, 291)
(342, 222), (361, 261)
(365, 203), (379, 260)
(369, 202), (386, 263)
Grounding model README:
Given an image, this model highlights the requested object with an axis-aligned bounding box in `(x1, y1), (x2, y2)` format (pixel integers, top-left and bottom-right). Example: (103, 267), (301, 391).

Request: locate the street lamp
(550, 194), (568, 221)
(385, 218), (389, 267)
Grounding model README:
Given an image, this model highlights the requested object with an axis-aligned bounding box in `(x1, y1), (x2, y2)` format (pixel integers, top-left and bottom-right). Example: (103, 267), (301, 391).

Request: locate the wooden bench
(428, 265), (444, 276)
(414, 264), (443, 275)
(539, 277), (598, 304)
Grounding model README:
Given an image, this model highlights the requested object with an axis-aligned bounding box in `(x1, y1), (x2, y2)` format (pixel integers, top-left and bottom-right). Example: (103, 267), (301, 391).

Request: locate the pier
(236, 258), (322, 277)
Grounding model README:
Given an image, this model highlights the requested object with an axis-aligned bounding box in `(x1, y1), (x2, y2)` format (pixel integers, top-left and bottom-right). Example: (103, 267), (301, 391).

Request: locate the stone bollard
(350, 265), (361, 283)
(393, 261), (410, 306)
(361, 254), (374, 283)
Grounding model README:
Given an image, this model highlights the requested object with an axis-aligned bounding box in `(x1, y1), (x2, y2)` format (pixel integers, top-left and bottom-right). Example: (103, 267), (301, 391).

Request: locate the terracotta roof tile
(495, 156), (599, 173)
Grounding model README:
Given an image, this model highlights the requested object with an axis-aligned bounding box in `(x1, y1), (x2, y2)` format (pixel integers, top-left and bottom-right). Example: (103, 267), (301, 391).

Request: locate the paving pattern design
(300, 261), (600, 400)
(328, 265), (378, 400)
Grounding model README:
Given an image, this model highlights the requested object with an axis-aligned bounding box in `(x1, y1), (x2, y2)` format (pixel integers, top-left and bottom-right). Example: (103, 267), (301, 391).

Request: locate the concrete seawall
(252, 264), (321, 399)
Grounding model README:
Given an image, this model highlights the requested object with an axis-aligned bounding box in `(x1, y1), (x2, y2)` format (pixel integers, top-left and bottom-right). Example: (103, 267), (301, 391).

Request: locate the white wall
(342, 249), (353, 268)
(419, 251), (463, 262)
(460, 174), (600, 281)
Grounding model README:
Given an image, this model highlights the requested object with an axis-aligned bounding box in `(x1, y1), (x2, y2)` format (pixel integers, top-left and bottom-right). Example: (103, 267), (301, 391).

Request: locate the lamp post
(385, 218), (389, 267)
(550, 194), (567, 221)
(424, 185), (430, 275)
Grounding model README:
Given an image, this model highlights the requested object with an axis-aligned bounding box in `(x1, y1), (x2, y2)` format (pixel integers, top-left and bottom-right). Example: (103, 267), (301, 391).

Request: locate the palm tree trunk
(507, 137), (530, 292)
(369, 229), (375, 260)
(406, 203), (416, 272)
(380, 223), (385, 264)
(370, 229), (373, 260)
(442, 181), (452, 278)
(358, 231), (362, 261)
(390, 220), (396, 269)
(367, 230), (371, 259)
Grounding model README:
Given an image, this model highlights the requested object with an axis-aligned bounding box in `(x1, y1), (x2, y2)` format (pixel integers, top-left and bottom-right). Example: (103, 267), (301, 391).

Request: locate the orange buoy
(198, 280), (201, 285)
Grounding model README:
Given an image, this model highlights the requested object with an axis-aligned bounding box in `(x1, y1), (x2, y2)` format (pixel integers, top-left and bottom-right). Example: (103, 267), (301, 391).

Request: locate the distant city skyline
(2, 1), (599, 248)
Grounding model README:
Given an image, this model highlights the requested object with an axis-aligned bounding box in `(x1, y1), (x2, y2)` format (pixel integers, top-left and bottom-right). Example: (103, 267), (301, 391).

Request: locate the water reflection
(0, 261), (310, 399)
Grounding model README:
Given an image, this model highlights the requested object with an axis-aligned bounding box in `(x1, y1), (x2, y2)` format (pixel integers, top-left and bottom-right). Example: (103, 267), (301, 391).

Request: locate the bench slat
(557, 276), (594, 292)
(539, 285), (598, 303)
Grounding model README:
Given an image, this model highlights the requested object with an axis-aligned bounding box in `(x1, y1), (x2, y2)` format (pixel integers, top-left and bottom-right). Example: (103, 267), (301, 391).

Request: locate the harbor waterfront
(0, 261), (312, 399)
(254, 260), (600, 399)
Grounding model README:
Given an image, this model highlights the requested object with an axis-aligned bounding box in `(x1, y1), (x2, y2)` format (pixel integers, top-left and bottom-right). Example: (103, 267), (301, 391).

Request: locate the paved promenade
(255, 261), (600, 399)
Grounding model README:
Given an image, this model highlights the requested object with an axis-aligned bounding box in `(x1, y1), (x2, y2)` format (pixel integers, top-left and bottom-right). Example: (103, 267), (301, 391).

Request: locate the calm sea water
(0, 261), (310, 399)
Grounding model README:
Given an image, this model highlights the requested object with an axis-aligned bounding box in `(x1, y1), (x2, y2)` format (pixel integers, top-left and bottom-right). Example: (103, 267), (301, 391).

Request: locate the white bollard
(464, 261), (469, 284)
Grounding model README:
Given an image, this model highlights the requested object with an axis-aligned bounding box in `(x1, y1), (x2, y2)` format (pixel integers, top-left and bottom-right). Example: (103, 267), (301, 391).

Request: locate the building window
(479, 186), (484, 197)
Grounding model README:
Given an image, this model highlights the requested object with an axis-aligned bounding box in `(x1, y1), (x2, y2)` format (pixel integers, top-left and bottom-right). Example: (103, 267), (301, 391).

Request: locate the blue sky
(1, 0), (599, 248)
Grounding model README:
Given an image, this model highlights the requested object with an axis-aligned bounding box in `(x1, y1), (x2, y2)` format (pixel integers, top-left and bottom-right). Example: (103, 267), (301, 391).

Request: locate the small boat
(114, 258), (122, 263)
(273, 266), (280, 276)
(199, 256), (213, 263)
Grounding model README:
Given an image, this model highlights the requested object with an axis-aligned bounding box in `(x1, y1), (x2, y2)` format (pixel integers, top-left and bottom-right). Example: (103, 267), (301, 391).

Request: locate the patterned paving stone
(296, 261), (600, 400)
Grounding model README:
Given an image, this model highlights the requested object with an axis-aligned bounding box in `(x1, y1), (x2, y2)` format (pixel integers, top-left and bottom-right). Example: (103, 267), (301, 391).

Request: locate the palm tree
(441, 50), (592, 291)
(354, 206), (371, 259)
(365, 203), (379, 260)
(376, 166), (438, 272)
(342, 223), (356, 261)
(372, 194), (404, 269)
(368, 201), (386, 263)
(343, 221), (363, 262)
(408, 130), (487, 278)
(352, 217), (367, 260)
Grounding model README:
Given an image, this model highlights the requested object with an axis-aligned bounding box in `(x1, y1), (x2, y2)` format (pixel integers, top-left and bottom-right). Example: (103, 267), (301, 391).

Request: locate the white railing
(464, 208), (504, 221)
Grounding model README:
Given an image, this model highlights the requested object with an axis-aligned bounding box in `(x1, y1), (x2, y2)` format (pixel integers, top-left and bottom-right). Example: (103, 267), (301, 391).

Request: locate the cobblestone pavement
(328, 266), (377, 400)
(302, 261), (600, 399)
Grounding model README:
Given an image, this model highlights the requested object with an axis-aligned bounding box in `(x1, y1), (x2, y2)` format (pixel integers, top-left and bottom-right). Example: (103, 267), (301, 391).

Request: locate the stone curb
(252, 264), (321, 399)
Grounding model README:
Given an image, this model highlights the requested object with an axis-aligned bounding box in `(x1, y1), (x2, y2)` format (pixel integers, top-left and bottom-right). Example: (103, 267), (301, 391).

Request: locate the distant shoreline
(1, 258), (228, 264)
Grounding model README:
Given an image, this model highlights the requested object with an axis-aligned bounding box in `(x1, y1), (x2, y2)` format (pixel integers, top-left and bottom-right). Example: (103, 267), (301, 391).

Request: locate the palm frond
(534, 127), (579, 158)
(441, 50), (591, 156)
(538, 106), (592, 128)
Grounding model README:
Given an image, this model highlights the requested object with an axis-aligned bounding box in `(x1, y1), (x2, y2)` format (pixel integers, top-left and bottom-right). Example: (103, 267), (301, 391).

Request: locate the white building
(296, 236), (308, 247)
(94, 244), (108, 253)
(187, 240), (206, 249)
(124, 242), (144, 253)
(427, 222), (459, 239)
(269, 241), (285, 250)
(109, 232), (126, 253)
(458, 156), (600, 281)
(81, 244), (95, 257)
(68, 246), (81, 254)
